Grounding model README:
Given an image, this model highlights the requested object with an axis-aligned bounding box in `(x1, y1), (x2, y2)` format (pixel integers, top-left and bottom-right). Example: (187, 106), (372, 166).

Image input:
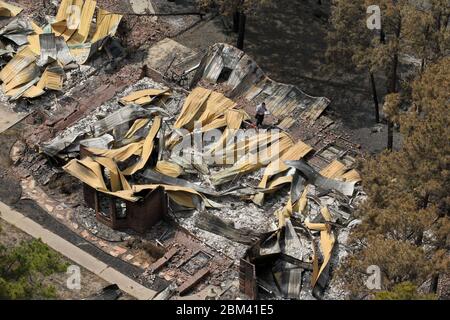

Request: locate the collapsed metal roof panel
(0, 0), (123, 100)
(190, 43), (331, 129)
(0, 1), (22, 18)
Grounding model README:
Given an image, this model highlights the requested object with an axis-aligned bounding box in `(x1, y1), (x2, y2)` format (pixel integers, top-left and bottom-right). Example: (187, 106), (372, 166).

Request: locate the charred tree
(237, 11), (247, 50)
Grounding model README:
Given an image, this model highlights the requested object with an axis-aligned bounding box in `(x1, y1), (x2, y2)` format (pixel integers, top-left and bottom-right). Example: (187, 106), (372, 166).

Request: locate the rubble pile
(43, 70), (363, 299)
(0, 1), (368, 301)
(40, 77), (180, 160)
(0, 0), (122, 101)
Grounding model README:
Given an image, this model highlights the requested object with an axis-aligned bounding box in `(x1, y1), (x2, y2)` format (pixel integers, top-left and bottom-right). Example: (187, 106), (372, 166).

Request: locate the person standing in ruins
(255, 102), (268, 128)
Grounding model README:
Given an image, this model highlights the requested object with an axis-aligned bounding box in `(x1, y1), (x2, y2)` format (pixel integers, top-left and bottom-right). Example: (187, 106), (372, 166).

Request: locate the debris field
(0, 0), (367, 300)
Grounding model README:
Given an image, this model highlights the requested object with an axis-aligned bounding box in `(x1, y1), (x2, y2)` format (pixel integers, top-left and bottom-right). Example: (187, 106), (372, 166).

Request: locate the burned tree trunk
(370, 72), (380, 123)
(237, 12), (246, 50)
(387, 121), (394, 150)
(233, 10), (240, 33)
(431, 274), (439, 294)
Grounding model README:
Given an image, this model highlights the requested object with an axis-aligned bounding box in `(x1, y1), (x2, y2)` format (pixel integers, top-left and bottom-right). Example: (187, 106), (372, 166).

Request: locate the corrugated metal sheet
(278, 117), (296, 130)
(41, 65), (65, 91)
(0, 46), (35, 84)
(320, 159), (362, 182)
(301, 97), (330, 123)
(53, 0), (83, 40)
(91, 9), (123, 43)
(27, 34), (41, 55)
(0, 1), (23, 17)
(67, 0), (97, 44)
(56, 36), (75, 65)
(0, 1), (122, 100)
(38, 33), (58, 66)
(252, 140), (313, 205)
(119, 88), (170, 105)
(3, 33), (28, 46)
(191, 43), (331, 129)
(320, 159), (348, 179)
(3, 62), (38, 92)
(22, 84), (45, 98)
(55, 0), (74, 21)
(174, 87), (238, 131)
(211, 132), (295, 186)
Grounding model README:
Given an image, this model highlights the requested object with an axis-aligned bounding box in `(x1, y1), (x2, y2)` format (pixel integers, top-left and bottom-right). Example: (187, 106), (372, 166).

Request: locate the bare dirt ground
(175, 15), (235, 52)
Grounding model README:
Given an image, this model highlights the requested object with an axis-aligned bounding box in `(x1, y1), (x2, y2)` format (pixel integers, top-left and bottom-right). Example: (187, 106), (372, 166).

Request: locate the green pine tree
(0, 234), (68, 300)
(326, 0), (449, 149)
(337, 56), (450, 299)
